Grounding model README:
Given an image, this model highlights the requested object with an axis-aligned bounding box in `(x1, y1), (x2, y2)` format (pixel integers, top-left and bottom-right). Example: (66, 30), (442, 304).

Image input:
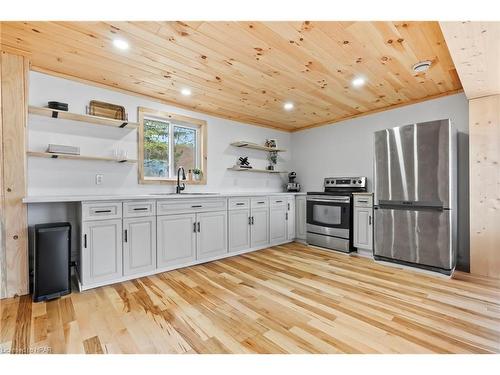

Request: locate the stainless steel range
(306, 177), (367, 253)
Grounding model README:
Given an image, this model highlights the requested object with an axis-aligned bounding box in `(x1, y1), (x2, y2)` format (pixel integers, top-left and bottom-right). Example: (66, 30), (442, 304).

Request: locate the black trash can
(33, 222), (71, 302)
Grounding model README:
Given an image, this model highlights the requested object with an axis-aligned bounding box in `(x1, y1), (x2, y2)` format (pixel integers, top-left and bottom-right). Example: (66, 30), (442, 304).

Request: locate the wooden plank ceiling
(0, 21), (462, 131)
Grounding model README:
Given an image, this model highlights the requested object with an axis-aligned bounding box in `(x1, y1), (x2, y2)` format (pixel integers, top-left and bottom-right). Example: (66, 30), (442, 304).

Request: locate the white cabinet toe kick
(77, 194), (304, 290)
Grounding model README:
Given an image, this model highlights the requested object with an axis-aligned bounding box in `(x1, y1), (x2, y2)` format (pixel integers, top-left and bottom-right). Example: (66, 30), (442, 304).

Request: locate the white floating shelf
(230, 141), (286, 152)
(227, 167), (287, 174)
(29, 106), (139, 129)
(27, 151), (137, 164)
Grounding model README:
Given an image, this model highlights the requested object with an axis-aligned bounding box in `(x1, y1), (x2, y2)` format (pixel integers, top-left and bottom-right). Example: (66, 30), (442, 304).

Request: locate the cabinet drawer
(157, 198), (227, 215)
(270, 197), (287, 207)
(354, 195), (373, 208)
(229, 197), (250, 210)
(123, 200), (156, 217)
(82, 202), (122, 221)
(251, 197), (269, 208)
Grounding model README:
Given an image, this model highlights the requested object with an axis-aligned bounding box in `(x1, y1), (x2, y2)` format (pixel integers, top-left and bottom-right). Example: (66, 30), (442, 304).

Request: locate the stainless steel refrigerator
(373, 119), (457, 275)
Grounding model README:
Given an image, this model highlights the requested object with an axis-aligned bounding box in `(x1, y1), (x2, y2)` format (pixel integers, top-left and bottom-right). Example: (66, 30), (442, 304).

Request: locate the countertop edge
(23, 192), (307, 203)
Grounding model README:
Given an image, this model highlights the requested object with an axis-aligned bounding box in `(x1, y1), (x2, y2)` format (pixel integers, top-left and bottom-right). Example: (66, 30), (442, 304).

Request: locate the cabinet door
(157, 213), (196, 268)
(354, 207), (373, 250)
(270, 205), (287, 245)
(82, 219), (122, 285)
(287, 197), (296, 240)
(123, 216), (156, 276)
(229, 209), (251, 253)
(295, 196), (307, 240)
(251, 206), (270, 248)
(197, 211), (228, 260)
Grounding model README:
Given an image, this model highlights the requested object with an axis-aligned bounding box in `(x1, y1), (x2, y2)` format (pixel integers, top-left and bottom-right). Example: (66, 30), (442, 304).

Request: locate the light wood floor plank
(1, 242), (499, 354)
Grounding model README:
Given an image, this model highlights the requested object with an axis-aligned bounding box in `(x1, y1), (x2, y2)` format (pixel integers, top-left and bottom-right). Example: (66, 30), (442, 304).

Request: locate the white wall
(291, 93), (470, 270)
(28, 72), (292, 196)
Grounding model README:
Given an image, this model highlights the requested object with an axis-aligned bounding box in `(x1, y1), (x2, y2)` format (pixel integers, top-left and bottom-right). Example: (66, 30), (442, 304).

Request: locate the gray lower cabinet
(157, 210), (228, 267)
(197, 211), (228, 259)
(157, 213), (197, 268)
(295, 195), (307, 241)
(81, 218), (123, 285)
(270, 203), (287, 244)
(251, 206), (270, 248)
(229, 209), (251, 253)
(123, 216), (157, 276)
(354, 207), (373, 250)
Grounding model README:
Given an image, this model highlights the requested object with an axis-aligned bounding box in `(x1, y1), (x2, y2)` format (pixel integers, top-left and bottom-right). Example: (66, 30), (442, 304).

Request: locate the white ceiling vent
(412, 60), (432, 73)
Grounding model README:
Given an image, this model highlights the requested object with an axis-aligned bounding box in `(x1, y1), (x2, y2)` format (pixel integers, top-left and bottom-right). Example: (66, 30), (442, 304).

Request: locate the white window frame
(138, 107), (207, 185)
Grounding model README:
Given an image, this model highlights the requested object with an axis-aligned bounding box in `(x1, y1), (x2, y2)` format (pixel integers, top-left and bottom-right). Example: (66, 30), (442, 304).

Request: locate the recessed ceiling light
(112, 39), (129, 50)
(181, 88), (192, 96)
(412, 60), (432, 73)
(352, 77), (366, 88)
(283, 102), (294, 111)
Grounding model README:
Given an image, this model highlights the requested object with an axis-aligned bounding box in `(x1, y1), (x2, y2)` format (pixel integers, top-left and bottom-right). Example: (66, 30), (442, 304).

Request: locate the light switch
(95, 174), (103, 185)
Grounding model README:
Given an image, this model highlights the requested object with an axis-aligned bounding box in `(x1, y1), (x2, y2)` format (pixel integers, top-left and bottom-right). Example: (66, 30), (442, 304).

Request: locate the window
(138, 107), (206, 184)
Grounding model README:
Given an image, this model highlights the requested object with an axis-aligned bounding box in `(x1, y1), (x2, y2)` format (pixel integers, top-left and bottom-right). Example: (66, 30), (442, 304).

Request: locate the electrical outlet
(95, 174), (103, 185)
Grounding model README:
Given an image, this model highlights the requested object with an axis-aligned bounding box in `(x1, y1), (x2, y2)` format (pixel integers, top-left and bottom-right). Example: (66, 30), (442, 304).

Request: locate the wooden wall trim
(0, 52), (5, 298)
(1, 51), (29, 298)
(469, 94), (500, 279)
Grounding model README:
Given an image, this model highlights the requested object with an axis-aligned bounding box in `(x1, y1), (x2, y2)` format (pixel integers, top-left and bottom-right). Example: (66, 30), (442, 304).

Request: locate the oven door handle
(307, 198), (350, 203)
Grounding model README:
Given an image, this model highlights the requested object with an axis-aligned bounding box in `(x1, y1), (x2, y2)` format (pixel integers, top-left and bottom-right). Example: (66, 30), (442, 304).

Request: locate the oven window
(313, 204), (342, 225)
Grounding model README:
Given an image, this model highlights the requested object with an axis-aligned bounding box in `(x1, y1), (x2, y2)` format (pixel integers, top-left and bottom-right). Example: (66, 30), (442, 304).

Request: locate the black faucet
(176, 166), (186, 194)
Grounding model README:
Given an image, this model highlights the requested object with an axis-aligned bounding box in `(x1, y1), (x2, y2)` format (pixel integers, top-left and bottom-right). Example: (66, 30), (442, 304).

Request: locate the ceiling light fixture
(112, 39), (129, 50)
(412, 60), (432, 73)
(351, 77), (366, 88)
(181, 88), (192, 96)
(283, 102), (294, 111)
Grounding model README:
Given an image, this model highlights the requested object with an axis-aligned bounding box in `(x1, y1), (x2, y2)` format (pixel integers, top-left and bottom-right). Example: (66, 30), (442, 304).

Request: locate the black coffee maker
(286, 172), (301, 192)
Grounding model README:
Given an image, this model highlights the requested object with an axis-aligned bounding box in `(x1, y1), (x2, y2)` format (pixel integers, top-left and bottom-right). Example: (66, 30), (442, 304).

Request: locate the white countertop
(23, 191), (306, 203)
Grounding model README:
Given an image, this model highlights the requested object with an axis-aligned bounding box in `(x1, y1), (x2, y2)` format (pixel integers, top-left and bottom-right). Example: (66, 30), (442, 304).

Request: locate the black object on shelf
(33, 222), (71, 302)
(48, 101), (69, 111)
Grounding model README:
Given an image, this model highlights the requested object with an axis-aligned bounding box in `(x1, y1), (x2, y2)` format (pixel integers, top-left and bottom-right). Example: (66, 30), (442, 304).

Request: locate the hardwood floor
(1, 242), (500, 354)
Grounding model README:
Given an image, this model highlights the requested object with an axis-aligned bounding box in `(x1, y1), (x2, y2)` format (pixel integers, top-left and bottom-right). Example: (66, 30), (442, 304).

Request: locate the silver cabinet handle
(257, 201), (265, 204)
(95, 209), (111, 213)
(193, 222), (197, 233)
(286, 212), (288, 220)
(191, 205), (202, 208)
(251, 216), (254, 225)
(287, 202), (290, 210)
(124, 229), (128, 242)
(275, 200), (283, 203)
(236, 202), (245, 206)
(84, 234), (87, 248)
(358, 200), (368, 203)
(248, 217), (252, 225)
(133, 207), (148, 211)
(369, 216), (372, 225)
(197, 222), (201, 232)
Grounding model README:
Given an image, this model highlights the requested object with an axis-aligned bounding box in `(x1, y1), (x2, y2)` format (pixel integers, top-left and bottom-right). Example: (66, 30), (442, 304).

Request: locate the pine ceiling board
(0, 21), (463, 130)
(36, 21), (294, 115)
(2, 23), (296, 127)
(130, 21), (335, 120)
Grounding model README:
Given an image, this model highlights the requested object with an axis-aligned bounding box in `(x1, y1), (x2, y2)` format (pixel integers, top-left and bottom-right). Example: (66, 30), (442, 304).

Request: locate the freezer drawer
(374, 207), (455, 271)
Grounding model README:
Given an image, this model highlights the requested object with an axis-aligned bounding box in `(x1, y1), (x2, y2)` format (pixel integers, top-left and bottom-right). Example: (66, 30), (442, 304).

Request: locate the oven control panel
(324, 177), (366, 188)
